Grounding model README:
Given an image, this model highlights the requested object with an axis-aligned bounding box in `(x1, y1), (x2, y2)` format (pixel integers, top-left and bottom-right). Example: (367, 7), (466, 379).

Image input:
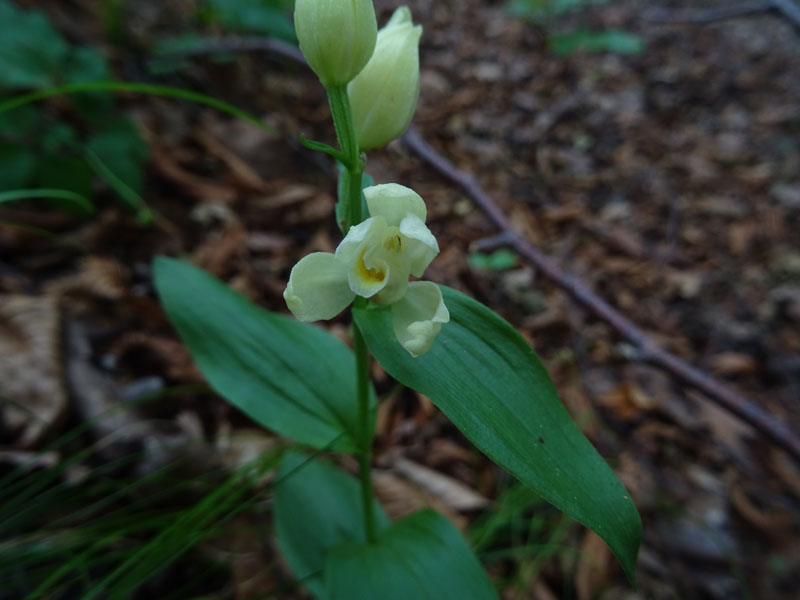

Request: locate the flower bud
(294, 0), (377, 87)
(347, 6), (422, 150)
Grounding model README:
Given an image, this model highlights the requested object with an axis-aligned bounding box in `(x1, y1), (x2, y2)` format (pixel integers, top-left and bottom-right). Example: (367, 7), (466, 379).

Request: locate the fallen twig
(166, 36), (800, 462)
(402, 125), (800, 464)
(154, 35), (306, 64)
(644, 0), (800, 28)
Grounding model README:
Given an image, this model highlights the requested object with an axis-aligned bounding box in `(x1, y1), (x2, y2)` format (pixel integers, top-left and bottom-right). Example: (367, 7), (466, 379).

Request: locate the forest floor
(1, 0), (799, 598)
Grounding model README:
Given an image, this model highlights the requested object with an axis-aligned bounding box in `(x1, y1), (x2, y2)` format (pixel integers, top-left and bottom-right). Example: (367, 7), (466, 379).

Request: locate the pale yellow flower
(284, 183), (448, 356)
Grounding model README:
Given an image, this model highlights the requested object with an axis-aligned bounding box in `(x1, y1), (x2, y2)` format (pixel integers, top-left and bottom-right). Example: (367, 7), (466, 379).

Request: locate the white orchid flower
(284, 183), (449, 357)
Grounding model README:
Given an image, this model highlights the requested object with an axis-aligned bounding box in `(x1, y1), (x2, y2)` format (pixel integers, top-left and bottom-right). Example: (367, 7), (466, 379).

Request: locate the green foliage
(470, 482), (574, 590)
(353, 285), (641, 583)
(152, 0), (296, 73)
(274, 452), (390, 598)
(508, 0), (644, 56)
(326, 510), (499, 600)
(275, 452), (497, 600)
(0, 0), (149, 219)
(153, 257), (375, 454)
(85, 117), (151, 222)
(508, 0), (610, 21)
(550, 29), (644, 55)
(203, 0), (297, 43)
(468, 249), (519, 270)
(0, 188), (94, 215)
(0, 414), (281, 599)
(0, 82), (274, 133)
(0, 0), (69, 89)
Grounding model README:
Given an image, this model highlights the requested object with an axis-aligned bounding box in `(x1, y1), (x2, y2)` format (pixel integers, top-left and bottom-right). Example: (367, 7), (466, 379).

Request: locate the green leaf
(0, 0), (69, 89)
(0, 82), (272, 133)
(353, 286), (641, 583)
(0, 145), (36, 189)
(0, 105), (38, 138)
(64, 46), (114, 117)
(85, 118), (149, 195)
(34, 154), (93, 201)
(153, 257), (371, 453)
(275, 452), (390, 599)
(0, 188), (94, 215)
(508, 0), (610, 21)
(326, 510), (499, 600)
(149, 34), (226, 75)
(203, 0), (297, 43)
(549, 29), (644, 55)
(468, 249), (518, 270)
(85, 149), (153, 224)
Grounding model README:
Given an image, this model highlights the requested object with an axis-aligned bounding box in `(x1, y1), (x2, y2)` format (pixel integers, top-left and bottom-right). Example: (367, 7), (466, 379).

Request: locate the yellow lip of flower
(355, 247), (386, 285)
(283, 183), (448, 356)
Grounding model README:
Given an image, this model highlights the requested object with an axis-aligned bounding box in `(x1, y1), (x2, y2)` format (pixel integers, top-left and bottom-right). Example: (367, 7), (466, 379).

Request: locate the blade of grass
(0, 188), (94, 214)
(0, 81), (271, 131)
(84, 148), (154, 223)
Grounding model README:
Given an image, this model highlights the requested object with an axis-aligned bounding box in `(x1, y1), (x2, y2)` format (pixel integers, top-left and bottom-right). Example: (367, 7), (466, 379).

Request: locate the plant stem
(326, 84), (364, 230)
(353, 309), (376, 543)
(327, 85), (376, 542)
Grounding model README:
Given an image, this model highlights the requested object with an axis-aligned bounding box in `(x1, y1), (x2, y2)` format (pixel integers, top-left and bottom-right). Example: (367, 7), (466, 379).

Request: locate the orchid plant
(153, 1), (641, 597)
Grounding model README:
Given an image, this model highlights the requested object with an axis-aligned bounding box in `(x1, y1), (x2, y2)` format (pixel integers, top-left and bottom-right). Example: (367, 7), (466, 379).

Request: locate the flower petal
(284, 252), (355, 321)
(336, 217), (391, 298)
(335, 216), (382, 267)
(391, 281), (449, 357)
(399, 213), (439, 277)
(364, 183), (426, 226)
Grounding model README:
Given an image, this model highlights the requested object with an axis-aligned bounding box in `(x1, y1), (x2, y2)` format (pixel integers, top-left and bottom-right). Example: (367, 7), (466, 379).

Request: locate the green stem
(328, 87), (376, 542)
(326, 85), (364, 231)
(353, 311), (376, 543)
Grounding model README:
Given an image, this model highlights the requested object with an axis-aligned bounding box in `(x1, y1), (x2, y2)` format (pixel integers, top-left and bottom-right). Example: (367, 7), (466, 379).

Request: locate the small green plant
(151, 0), (296, 73)
(0, 0), (151, 221)
(153, 1), (641, 597)
(509, 0), (644, 55)
(201, 0), (296, 42)
(0, 395), (283, 599)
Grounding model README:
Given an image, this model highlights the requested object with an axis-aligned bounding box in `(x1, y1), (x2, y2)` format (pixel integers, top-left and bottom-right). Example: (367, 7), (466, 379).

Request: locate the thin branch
(644, 1), (771, 23)
(773, 0), (800, 26)
(644, 0), (800, 28)
(402, 125), (800, 464)
(169, 34), (800, 462)
(155, 35), (306, 64)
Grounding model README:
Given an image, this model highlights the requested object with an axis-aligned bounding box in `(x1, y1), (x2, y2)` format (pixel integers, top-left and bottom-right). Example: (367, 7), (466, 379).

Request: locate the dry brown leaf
(690, 390), (755, 462)
(216, 428), (279, 476)
(46, 256), (129, 301)
(0, 294), (65, 447)
(769, 449), (800, 502)
(149, 141), (237, 203)
(372, 469), (468, 530)
(731, 486), (795, 539)
(392, 456), (490, 512)
(596, 382), (652, 421)
(251, 183), (320, 211)
(709, 352), (759, 376)
(110, 332), (203, 382)
(195, 129), (269, 192)
(193, 224), (247, 277)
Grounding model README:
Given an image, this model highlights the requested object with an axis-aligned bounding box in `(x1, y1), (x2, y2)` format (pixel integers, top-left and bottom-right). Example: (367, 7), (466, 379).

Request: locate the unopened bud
(347, 6), (422, 150)
(294, 0), (377, 87)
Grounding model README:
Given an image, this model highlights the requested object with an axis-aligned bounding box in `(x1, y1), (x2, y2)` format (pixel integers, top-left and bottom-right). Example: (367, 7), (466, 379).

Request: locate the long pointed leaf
(353, 285), (641, 582)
